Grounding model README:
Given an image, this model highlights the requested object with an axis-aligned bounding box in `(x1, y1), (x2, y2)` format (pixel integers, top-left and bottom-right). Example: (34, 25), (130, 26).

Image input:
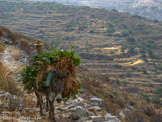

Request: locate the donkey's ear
(66, 72), (70, 77)
(52, 69), (57, 73)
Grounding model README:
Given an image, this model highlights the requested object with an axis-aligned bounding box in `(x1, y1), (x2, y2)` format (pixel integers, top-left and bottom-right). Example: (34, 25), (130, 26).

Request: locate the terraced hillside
(29, 0), (162, 21)
(0, 0), (162, 105)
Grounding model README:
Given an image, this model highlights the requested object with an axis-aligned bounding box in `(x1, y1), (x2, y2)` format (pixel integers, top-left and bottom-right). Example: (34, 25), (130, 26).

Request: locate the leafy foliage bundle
(22, 46), (81, 94)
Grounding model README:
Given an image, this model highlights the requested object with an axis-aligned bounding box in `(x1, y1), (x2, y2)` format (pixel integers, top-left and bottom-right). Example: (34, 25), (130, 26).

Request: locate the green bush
(91, 14), (96, 18)
(127, 36), (136, 42)
(151, 96), (162, 106)
(22, 66), (39, 91)
(106, 33), (112, 36)
(106, 27), (116, 33)
(154, 87), (162, 97)
(89, 30), (94, 33)
(113, 79), (121, 86)
(121, 45), (127, 52)
(121, 30), (129, 37)
(110, 50), (115, 54)
(113, 64), (124, 69)
(155, 64), (162, 71)
(78, 25), (87, 31)
(141, 67), (148, 74)
(128, 46), (137, 54)
(107, 23), (114, 28)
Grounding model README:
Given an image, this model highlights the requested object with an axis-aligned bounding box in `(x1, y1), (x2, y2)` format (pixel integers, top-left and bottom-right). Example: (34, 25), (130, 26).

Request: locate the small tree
(78, 25), (87, 31)
(121, 30), (129, 37)
(128, 46), (137, 54)
(127, 36), (136, 43)
(121, 45), (127, 52)
(106, 28), (116, 33)
(89, 30), (94, 33)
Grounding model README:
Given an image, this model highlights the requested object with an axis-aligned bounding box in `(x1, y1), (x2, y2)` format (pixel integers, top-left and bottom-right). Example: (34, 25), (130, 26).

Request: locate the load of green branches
(22, 45), (81, 98)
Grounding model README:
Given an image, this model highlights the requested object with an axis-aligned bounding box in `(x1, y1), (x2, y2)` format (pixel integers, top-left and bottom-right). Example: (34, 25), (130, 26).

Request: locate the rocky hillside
(0, 26), (162, 121)
(128, 0), (162, 21)
(0, 26), (35, 54)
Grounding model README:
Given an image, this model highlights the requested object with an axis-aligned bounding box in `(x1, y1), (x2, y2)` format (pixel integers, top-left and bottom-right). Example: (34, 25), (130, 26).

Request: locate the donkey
(35, 69), (68, 120)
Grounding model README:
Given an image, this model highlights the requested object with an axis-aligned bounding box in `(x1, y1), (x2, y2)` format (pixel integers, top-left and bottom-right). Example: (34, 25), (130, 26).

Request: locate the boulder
(119, 111), (125, 118)
(2, 38), (13, 45)
(90, 97), (103, 106)
(128, 105), (134, 111)
(58, 105), (70, 111)
(0, 92), (23, 111)
(110, 93), (115, 98)
(90, 115), (105, 122)
(71, 106), (89, 118)
(89, 106), (102, 111)
(105, 113), (120, 122)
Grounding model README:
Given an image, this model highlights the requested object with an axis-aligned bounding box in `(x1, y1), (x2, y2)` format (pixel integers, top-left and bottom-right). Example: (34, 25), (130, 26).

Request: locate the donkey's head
(53, 70), (69, 103)
(54, 79), (64, 103)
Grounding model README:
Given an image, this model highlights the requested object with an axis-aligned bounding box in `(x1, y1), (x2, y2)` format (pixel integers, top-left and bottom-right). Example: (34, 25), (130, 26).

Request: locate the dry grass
(0, 40), (5, 53)
(0, 62), (22, 96)
(19, 39), (34, 55)
(125, 109), (150, 122)
(7, 46), (22, 60)
(59, 57), (80, 97)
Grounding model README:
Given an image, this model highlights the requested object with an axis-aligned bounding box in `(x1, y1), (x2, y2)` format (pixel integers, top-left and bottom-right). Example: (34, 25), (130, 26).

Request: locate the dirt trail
(1, 46), (25, 70)
(0, 45), (26, 79)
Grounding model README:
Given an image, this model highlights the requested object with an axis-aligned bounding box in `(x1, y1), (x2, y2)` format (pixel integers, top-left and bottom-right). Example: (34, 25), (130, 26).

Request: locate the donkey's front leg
(46, 93), (49, 111)
(49, 95), (55, 121)
(36, 93), (44, 116)
(35, 92), (40, 107)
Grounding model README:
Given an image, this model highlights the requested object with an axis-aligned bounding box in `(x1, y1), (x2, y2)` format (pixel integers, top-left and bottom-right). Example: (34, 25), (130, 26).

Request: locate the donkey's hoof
(40, 113), (45, 116)
(49, 116), (55, 121)
(36, 102), (40, 107)
(46, 108), (49, 112)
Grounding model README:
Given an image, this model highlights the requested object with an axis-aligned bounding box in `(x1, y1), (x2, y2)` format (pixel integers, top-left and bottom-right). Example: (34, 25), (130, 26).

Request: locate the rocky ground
(0, 90), (120, 122)
(0, 45), (120, 122)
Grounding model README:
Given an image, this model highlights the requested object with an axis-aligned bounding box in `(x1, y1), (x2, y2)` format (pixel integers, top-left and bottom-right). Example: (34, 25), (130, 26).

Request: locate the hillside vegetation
(0, 0), (162, 106)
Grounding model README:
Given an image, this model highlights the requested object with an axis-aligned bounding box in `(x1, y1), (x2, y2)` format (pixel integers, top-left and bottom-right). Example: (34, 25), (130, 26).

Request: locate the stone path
(0, 90), (120, 122)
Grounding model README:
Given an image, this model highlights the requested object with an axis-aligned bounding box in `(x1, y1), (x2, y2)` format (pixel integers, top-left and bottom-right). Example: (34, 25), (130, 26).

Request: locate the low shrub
(0, 41), (5, 53)
(0, 62), (22, 96)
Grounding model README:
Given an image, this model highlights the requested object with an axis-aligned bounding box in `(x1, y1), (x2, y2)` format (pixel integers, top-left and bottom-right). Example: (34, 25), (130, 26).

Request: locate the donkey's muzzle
(55, 94), (62, 103)
(56, 98), (62, 103)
